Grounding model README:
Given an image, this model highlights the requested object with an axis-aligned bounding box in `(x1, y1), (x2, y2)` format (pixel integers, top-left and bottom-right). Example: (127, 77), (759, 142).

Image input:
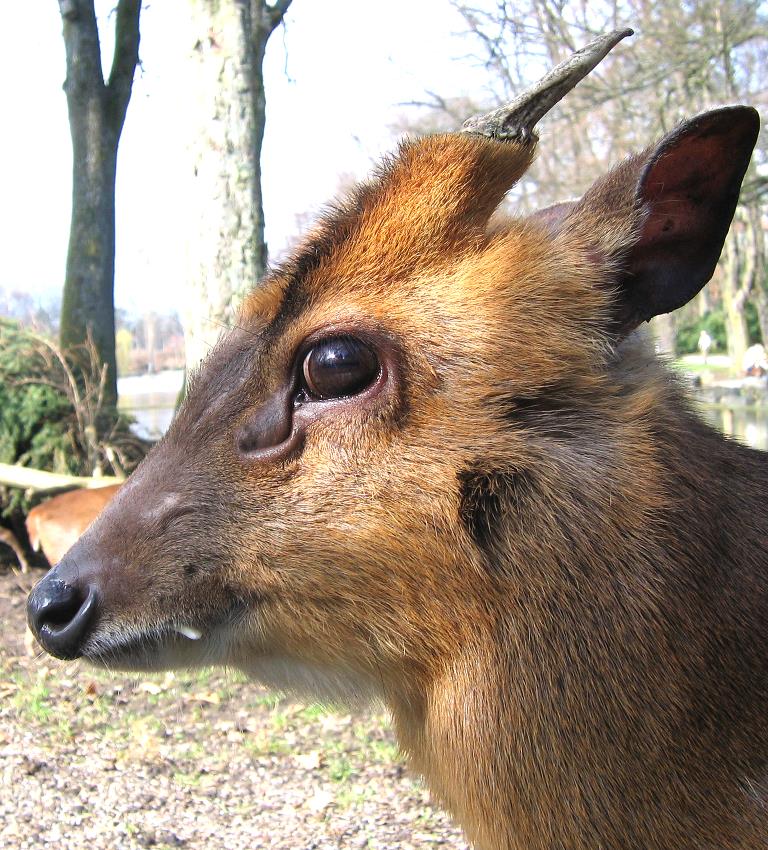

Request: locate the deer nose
(27, 568), (99, 660)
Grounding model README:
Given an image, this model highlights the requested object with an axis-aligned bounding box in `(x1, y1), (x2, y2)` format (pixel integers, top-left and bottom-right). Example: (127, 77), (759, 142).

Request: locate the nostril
(27, 577), (99, 661)
(40, 582), (84, 625)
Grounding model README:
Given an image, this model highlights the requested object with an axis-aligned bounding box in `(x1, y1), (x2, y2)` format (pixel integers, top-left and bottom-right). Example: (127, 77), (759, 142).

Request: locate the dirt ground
(0, 565), (469, 850)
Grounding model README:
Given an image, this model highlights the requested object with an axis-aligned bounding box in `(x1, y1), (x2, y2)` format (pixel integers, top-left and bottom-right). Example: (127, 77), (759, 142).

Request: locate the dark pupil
(303, 337), (379, 400)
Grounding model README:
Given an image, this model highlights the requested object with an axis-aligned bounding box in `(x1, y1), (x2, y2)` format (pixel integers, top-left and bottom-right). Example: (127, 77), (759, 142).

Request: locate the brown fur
(28, 112), (767, 850)
(0, 527), (29, 573)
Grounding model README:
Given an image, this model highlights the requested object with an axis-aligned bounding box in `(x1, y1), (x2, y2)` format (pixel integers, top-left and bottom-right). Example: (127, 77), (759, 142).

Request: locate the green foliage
(0, 319), (149, 521)
(0, 320), (77, 516)
(676, 304), (763, 356)
(745, 300), (763, 346)
(675, 310), (728, 355)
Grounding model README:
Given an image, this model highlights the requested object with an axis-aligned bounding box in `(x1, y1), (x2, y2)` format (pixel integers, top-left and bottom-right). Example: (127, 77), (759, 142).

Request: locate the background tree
(181, 0), (292, 373)
(448, 0), (767, 364)
(57, 0), (142, 405)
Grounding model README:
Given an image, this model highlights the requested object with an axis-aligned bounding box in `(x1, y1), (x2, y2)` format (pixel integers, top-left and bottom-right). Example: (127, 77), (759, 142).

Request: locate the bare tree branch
(267, 0), (293, 33)
(106, 0), (142, 133)
(58, 0), (104, 98)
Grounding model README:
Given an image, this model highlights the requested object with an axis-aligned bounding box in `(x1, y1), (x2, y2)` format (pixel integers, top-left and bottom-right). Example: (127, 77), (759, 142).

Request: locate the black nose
(27, 571), (99, 660)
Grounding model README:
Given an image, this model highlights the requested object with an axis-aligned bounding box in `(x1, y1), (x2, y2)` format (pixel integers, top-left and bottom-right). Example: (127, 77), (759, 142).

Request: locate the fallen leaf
(191, 690), (221, 705)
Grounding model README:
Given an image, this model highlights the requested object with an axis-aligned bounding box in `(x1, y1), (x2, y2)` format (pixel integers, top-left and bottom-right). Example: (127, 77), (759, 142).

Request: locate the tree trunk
(721, 205), (764, 373)
(723, 290), (750, 372)
(58, 0), (142, 407)
(650, 313), (676, 356)
(745, 203), (767, 346)
(181, 0), (291, 374)
(249, 8), (271, 284)
(754, 286), (768, 347)
(61, 131), (119, 402)
(721, 234), (750, 373)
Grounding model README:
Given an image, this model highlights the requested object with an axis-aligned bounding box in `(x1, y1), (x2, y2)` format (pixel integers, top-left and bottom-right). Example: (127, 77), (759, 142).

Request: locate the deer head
(28, 30), (763, 850)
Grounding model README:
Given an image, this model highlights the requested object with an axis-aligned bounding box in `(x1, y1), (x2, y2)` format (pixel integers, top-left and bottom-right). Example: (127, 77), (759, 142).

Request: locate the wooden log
(0, 463), (122, 494)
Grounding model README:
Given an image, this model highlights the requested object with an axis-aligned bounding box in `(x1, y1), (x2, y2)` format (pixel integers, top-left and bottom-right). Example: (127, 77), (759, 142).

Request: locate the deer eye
(301, 336), (380, 401)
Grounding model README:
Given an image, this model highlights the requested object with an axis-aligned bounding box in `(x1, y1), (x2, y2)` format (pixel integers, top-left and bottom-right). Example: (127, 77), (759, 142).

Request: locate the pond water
(698, 404), (768, 452)
(118, 371), (768, 452)
(117, 370), (183, 441)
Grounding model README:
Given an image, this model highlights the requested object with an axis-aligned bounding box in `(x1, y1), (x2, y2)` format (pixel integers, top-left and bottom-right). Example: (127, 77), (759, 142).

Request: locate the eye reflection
(301, 337), (380, 400)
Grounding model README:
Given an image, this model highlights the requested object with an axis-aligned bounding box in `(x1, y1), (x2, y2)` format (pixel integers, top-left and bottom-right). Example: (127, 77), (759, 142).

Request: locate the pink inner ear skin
(619, 106), (760, 330)
(640, 131), (740, 245)
(531, 107), (759, 337)
(639, 108), (760, 240)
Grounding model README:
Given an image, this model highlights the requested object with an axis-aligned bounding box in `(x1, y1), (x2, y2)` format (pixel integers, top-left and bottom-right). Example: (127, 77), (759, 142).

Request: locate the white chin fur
(237, 655), (380, 708)
(174, 625), (202, 640)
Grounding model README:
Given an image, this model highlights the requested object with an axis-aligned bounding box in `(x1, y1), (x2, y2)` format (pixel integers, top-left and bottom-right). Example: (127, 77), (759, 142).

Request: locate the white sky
(0, 1), (492, 314)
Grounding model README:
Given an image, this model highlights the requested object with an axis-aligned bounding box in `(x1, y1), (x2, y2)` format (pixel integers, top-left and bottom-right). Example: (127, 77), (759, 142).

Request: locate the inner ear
(618, 106), (760, 332)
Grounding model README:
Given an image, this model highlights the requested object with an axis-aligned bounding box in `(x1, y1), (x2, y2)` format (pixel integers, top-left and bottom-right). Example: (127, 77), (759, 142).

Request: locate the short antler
(461, 28), (633, 143)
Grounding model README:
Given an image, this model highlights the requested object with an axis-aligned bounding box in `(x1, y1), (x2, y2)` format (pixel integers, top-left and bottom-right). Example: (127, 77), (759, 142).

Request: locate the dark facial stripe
(265, 180), (381, 340)
(502, 382), (596, 441)
(458, 468), (532, 563)
(458, 467), (543, 579)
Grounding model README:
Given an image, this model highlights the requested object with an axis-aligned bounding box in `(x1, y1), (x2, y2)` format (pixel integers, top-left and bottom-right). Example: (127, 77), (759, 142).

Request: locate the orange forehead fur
(240, 274), (287, 325)
(265, 131), (610, 407)
(313, 134), (536, 289)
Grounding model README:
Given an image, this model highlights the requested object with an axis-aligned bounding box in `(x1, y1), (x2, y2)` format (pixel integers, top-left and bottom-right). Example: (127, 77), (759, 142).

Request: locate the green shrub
(0, 320), (78, 517)
(0, 319), (148, 521)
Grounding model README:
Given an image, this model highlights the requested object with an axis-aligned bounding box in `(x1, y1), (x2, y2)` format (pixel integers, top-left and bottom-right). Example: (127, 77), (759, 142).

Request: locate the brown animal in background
(0, 527), (29, 573)
(28, 31), (768, 850)
(26, 484), (121, 567)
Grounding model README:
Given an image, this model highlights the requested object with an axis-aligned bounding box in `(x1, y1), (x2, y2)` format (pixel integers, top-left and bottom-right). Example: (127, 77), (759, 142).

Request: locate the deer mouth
(76, 602), (250, 672)
(77, 621), (207, 671)
(28, 550), (254, 668)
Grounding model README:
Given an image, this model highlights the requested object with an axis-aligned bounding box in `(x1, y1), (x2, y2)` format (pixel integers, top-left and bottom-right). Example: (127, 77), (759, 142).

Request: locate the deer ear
(614, 106), (760, 333)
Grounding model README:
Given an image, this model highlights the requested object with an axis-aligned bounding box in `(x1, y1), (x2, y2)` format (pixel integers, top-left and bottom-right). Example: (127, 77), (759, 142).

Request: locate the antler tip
(461, 28), (634, 143)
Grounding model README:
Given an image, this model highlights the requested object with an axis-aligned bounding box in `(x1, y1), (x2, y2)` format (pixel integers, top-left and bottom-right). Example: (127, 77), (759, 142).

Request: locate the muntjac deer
(28, 30), (767, 850)
(0, 527), (29, 573)
(26, 484), (122, 567)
